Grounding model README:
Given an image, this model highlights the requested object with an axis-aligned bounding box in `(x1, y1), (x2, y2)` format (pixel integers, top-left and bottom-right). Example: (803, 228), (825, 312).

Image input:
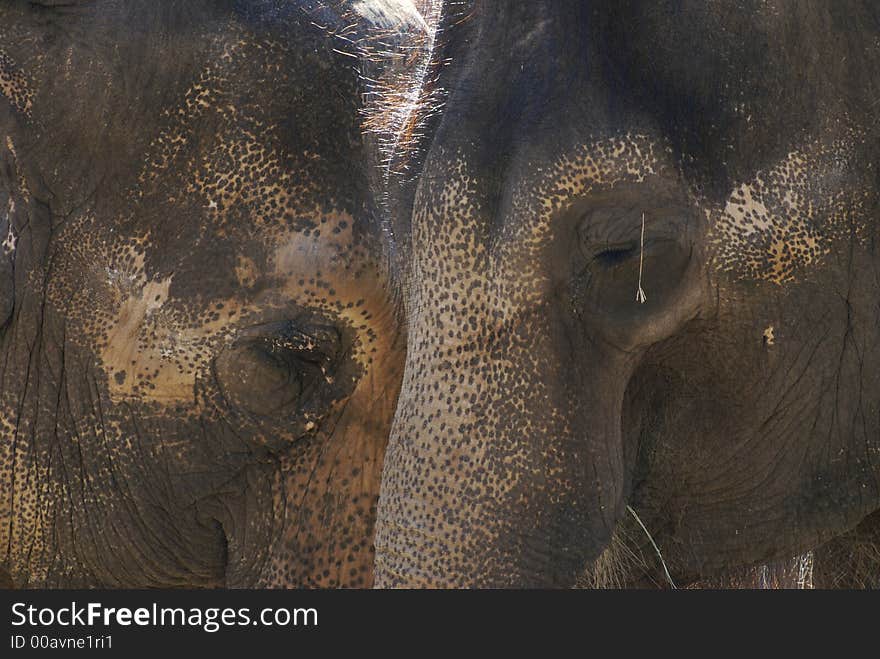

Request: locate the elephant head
(374, 0), (880, 587)
(0, 0), (428, 587)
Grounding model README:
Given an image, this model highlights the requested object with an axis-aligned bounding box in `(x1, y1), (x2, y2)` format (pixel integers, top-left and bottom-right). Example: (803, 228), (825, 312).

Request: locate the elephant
(0, 0), (430, 588)
(3, 0), (879, 591)
(373, 0), (880, 587)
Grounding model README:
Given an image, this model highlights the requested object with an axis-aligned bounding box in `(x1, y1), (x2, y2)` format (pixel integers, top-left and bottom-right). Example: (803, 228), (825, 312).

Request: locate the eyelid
(234, 321), (341, 366)
(577, 204), (644, 244)
(237, 321), (338, 343)
(583, 239), (638, 261)
(579, 204), (688, 244)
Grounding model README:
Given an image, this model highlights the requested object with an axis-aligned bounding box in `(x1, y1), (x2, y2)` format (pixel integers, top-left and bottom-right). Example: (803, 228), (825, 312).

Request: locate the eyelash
(592, 242), (639, 267)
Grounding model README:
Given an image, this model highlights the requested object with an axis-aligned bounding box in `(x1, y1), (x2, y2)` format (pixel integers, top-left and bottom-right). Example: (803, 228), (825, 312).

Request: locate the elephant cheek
(373, 317), (632, 588)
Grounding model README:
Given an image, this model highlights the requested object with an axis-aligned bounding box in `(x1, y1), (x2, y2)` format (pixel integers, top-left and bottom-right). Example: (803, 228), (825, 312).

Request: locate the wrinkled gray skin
(374, 1), (880, 587)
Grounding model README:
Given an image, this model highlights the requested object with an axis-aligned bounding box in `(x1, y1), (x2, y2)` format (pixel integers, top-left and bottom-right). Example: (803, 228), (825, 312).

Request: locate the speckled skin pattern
(0, 0), (419, 587)
(374, 1), (880, 587)
(3, 0), (880, 591)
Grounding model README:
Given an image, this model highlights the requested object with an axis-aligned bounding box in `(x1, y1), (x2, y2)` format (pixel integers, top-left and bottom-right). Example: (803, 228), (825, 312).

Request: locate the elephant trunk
(374, 301), (631, 588)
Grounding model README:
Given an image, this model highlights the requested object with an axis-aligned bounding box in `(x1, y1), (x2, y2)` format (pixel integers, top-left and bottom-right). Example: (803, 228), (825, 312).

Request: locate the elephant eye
(214, 321), (341, 417)
(571, 197), (702, 341)
(592, 242), (639, 268)
(26, 1), (77, 8)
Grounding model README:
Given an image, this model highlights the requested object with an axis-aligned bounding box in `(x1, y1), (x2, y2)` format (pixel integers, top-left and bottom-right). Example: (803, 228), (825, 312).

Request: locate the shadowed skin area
(375, 1), (880, 587)
(0, 0), (419, 587)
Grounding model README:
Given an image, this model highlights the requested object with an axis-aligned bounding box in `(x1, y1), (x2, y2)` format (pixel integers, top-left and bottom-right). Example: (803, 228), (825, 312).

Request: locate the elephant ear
(344, 0), (437, 176)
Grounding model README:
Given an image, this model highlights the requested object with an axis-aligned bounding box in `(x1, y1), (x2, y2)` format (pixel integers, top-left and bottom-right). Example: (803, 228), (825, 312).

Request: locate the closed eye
(214, 321), (342, 417)
(593, 243), (638, 267)
(28, 1), (79, 7)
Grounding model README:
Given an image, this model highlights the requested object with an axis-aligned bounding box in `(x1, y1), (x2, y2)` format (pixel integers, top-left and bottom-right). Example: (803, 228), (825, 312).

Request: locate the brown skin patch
(707, 126), (873, 284)
(235, 255), (258, 288)
(0, 49), (33, 118)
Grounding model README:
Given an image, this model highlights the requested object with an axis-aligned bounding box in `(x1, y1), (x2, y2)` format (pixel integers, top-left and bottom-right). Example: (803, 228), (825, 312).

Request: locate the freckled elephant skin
(374, 1), (880, 587)
(2, 1), (880, 592)
(0, 0), (422, 588)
